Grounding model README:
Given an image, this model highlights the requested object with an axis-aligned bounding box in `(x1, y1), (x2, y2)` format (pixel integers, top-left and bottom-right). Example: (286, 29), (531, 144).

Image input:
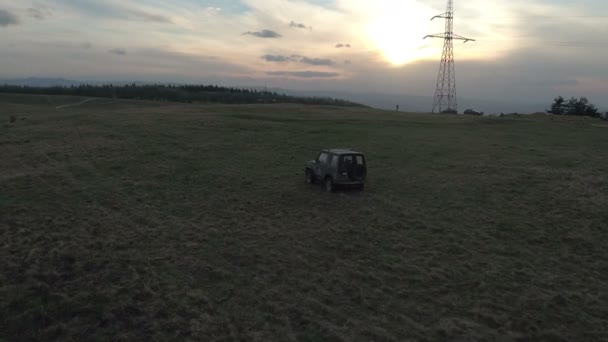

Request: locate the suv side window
(318, 152), (328, 164)
(331, 154), (338, 169)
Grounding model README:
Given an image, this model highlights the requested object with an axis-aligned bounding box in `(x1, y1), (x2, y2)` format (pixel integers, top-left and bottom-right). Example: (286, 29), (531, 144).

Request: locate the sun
(365, 0), (436, 65)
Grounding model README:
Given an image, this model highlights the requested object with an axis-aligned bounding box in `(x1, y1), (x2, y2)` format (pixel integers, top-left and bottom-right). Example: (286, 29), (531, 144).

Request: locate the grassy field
(1, 93), (607, 341)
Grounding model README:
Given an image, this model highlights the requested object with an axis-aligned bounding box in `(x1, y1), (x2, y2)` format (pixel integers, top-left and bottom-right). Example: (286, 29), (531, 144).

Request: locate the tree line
(547, 96), (605, 119)
(0, 84), (367, 107)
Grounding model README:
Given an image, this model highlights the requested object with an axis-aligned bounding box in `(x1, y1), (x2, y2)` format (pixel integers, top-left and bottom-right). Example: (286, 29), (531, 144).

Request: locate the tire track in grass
(55, 98), (96, 109)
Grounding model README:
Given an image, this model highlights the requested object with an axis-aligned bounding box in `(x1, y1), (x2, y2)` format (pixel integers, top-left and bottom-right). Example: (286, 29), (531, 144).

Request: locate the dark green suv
(305, 149), (367, 192)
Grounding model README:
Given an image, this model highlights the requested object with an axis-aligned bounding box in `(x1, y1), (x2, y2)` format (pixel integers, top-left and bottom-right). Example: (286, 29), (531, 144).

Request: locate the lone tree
(547, 96), (599, 117)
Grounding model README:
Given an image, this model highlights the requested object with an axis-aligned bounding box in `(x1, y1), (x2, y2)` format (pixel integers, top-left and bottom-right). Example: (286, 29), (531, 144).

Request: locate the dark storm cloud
(289, 21), (309, 29)
(0, 9), (19, 27)
(267, 71), (340, 78)
(109, 48), (127, 56)
(243, 30), (282, 38)
(27, 5), (52, 20)
(300, 57), (334, 66)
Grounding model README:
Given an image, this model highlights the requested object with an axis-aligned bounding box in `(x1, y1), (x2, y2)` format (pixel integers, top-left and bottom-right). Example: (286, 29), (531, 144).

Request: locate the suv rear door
(315, 152), (329, 177)
(339, 154), (366, 181)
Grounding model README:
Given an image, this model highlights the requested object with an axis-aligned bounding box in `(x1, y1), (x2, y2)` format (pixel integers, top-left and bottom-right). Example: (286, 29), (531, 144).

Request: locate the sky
(1, 0), (607, 110)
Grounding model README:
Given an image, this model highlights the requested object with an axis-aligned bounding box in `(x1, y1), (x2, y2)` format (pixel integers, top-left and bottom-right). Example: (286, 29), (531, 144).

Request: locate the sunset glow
(364, 0), (436, 65)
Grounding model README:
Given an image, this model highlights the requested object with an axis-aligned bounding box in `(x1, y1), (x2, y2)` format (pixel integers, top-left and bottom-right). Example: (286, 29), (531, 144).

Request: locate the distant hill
(283, 89), (550, 115)
(5, 77), (601, 114)
(0, 78), (160, 87)
(0, 78), (84, 87)
(0, 83), (367, 107)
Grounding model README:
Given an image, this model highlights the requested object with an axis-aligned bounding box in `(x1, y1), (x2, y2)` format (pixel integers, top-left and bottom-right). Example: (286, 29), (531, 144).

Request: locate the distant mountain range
(1, 77), (549, 113)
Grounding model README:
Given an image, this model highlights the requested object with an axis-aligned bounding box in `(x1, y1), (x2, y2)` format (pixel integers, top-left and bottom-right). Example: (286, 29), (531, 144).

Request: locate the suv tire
(324, 177), (334, 192)
(305, 169), (315, 184)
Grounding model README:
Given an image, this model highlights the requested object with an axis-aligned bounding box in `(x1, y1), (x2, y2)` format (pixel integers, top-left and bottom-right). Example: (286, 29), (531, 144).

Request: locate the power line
(460, 40), (608, 48)
(460, 15), (608, 19)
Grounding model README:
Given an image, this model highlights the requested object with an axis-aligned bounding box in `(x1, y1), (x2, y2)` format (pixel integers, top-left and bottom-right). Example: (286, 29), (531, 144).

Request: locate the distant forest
(0, 84), (366, 107)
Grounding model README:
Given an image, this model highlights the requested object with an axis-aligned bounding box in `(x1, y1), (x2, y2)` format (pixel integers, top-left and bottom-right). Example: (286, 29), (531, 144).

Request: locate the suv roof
(323, 148), (363, 155)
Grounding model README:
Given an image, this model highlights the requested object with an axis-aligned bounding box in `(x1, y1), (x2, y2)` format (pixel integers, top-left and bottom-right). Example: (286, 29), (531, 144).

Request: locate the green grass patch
(1, 94), (608, 341)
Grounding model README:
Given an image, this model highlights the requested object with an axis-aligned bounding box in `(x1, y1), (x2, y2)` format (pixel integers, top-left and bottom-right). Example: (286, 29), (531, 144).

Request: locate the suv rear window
(339, 154), (365, 170)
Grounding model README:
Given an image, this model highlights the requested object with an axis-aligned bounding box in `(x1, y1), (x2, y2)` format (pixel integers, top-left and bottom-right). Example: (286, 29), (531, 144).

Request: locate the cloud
(53, 41), (92, 49)
(289, 21), (309, 29)
(10, 39), (93, 50)
(109, 48), (127, 56)
(129, 48), (248, 75)
(127, 9), (171, 23)
(52, 1), (171, 23)
(261, 54), (293, 62)
(344, 60), (352, 64)
(27, 5), (52, 20)
(267, 71), (340, 78)
(0, 9), (19, 27)
(3, 0), (607, 111)
(533, 79), (579, 87)
(243, 29), (282, 38)
(300, 57), (334, 66)
(0, 45), (252, 85)
(261, 55), (335, 66)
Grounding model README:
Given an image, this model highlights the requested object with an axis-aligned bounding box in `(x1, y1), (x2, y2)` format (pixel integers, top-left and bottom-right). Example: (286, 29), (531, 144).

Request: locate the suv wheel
(305, 169), (314, 184)
(324, 177), (334, 192)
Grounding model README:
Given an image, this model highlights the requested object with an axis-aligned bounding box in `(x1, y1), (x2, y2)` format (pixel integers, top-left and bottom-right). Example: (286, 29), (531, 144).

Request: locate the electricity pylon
(424, 0), (474, 113)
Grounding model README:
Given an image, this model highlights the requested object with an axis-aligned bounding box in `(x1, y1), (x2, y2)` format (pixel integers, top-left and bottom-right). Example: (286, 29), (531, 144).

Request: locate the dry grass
(1, 94), (608, 341)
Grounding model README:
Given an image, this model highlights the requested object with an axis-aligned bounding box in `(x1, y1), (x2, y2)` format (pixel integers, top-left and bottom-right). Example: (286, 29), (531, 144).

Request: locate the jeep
(305, 149), (367, 192)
